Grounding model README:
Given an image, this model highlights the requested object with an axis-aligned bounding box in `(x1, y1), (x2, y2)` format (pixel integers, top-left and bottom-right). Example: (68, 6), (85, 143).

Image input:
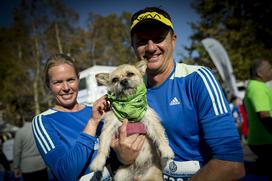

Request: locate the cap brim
(131, 19), (172, 33)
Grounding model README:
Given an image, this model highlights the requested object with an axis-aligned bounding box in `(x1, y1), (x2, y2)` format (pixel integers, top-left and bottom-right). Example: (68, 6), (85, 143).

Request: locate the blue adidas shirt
(147, 63), (243, 166)
(32, 105), (99, 181)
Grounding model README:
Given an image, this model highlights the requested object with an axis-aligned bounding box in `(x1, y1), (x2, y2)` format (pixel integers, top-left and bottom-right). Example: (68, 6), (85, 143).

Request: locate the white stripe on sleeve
(202, 67), (228, 113)
(32, 116), (48, 154)
(196, 70), (219, 115)
(200, 67), (223, 114)
(38, 115), (55, 150)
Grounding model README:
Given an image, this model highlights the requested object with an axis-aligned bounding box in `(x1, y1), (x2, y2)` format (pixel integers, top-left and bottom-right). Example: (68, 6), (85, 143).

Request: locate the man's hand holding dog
(111, 119), (146, 165)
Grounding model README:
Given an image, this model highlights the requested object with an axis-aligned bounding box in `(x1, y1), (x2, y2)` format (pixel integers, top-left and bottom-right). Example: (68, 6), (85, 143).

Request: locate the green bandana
(107, 83), (147, 122)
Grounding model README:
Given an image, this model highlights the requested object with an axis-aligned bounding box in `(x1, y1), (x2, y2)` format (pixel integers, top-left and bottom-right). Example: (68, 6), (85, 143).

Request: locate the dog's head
(95, 60), (147, 98)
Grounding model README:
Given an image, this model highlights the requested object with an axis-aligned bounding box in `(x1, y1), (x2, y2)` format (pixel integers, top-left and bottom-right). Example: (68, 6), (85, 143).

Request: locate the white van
(77, 65), (116, 104)
(235, 81), (247, 99)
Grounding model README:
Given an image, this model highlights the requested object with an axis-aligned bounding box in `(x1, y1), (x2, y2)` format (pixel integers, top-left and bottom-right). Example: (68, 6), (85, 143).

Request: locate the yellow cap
(131, 11), (173, 31)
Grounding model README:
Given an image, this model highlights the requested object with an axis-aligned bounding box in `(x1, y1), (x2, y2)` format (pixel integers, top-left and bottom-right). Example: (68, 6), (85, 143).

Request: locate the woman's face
(48, 63), (79, 109)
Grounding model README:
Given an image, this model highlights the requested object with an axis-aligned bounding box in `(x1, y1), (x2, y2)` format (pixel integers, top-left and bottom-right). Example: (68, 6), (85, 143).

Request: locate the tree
(0, 21), (41, 124)
(187, 0), (272, 81)
(44, 0), (79, 55)
(86, 12), (136, 66)
(0, 0), (66, 124)
(0, 4), (137, 125)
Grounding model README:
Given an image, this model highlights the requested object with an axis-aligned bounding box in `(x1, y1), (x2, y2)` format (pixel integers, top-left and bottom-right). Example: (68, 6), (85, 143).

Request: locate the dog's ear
(95, 73), (110, 86)
(135, 60), (147, 76)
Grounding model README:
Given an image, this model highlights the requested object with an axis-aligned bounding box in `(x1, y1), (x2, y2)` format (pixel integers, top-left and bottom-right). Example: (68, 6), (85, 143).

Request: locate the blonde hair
(44, 53), (79, 88)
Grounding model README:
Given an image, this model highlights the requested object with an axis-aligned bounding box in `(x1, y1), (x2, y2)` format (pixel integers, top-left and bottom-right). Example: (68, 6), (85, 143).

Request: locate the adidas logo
(169, 97), (180, 106)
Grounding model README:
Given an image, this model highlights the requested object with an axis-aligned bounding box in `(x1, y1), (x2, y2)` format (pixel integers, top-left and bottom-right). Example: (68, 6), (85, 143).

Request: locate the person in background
(111, 7), (245, 180)
(239, 100), (249, 141)
(13, 119), (48, 181)
(244, 59), (272, 180)
(230, 96), (244, 137)
(32, 53), (110, 181)
(0, 142), (11, 181)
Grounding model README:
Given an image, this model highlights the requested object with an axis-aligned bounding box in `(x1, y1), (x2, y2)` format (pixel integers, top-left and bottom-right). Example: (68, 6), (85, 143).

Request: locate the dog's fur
(90, 60), (174, 181)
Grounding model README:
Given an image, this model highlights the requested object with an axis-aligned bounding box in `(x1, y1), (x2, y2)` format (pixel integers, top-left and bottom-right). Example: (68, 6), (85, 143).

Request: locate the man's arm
(258, 111), (272, 134)
(188, 132), (245, 180)
(192, 68), (245, 180)
(13, 131), (22, 176)
(190, 159), (245, 181)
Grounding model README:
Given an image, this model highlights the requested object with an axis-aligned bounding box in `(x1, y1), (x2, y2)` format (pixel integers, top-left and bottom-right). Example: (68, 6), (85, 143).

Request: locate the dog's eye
(112, 77), (119, 83)
(127, 72), (134, 77)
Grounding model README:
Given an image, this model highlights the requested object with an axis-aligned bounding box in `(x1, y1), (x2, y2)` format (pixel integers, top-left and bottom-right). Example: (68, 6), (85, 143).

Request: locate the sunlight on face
(132, 25), (176, 74)
(48, 63), (79, 109)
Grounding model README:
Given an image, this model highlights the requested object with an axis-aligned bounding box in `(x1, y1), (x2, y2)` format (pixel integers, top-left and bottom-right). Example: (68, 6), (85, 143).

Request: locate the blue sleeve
(194, 67), (243, 162)
(32, 115), (97, 181)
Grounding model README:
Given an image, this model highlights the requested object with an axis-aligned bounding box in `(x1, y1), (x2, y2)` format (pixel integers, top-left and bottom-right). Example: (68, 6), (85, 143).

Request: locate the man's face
(259, 60), (272, 82)
(131, 25), (176, 74)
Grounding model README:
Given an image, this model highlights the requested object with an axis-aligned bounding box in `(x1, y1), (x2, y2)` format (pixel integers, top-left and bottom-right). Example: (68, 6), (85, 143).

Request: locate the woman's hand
(91, 96), (110, 124)
(84, 96), (110, 136)
(111, 119), (145, 165)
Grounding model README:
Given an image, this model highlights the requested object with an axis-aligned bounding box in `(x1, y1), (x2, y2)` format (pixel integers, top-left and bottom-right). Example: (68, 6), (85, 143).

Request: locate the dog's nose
(120, 79), (128, 87)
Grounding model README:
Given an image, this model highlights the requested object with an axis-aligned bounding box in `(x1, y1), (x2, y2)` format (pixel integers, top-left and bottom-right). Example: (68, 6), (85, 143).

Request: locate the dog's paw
(161, 146), (174, 159)
(161, 157), (170, 170)
(90, 156), (106, 172)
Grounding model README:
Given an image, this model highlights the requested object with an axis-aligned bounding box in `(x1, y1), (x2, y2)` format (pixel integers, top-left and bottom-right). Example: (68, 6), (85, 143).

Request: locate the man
(112, 7), (245, 181)
(244, 59), (272, 180)
(13, 119), (49, 181)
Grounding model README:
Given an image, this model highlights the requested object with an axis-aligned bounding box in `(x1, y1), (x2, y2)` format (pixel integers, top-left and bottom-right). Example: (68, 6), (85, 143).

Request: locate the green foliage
(86, 12), (136, 66)
(188, 0), (272, 81)
(0, 27), (34, 124)
(0, 1), (136, 125)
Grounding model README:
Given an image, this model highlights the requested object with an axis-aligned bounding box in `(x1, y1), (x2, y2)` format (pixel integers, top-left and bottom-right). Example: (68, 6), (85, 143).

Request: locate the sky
(0, 0), (200, 60)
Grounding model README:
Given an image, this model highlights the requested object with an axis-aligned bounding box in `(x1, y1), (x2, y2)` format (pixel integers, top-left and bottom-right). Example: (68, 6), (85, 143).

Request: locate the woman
(32, 53), (109, 180)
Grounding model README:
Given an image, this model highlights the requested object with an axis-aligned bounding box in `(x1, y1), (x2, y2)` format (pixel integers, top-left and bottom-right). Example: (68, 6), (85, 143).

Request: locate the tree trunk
(55, 22), (63, 53)
(32, 23), (41, 115)
(17, 43), (22, 61)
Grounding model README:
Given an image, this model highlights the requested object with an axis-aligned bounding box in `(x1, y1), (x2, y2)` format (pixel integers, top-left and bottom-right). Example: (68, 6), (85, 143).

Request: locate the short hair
(44, 53), (79, 88)
(249, 59), (268, 79)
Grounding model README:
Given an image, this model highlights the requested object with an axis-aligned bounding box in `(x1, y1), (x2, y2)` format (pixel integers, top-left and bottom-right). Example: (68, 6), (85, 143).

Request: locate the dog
(90, 60), (174, 181)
